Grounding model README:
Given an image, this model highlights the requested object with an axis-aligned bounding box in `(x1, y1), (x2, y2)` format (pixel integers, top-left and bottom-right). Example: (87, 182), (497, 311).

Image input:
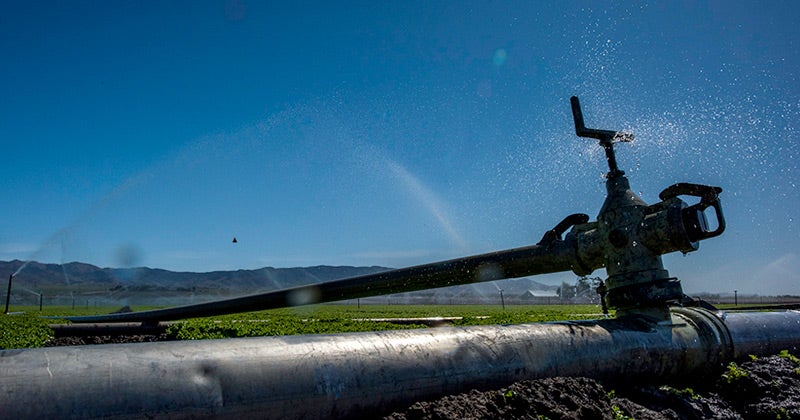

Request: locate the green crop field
(0, 313), (54, 349)
(1, 304), (609, 350)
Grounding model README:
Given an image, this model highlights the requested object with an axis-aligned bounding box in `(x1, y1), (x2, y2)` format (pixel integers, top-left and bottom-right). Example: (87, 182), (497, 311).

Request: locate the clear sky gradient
(2, 1), (798, 295)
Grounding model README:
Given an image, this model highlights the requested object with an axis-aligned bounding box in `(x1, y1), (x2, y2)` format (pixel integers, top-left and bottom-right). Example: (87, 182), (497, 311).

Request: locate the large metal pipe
(2, 308), (798, 419)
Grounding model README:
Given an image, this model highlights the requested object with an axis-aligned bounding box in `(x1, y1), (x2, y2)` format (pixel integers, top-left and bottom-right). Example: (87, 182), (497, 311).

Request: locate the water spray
(3, 97), (796, 420)
(62, 96), (726, 325)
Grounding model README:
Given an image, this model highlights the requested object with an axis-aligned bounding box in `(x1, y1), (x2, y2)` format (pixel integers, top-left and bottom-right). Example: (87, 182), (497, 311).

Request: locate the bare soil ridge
(384, 354), (800, 419)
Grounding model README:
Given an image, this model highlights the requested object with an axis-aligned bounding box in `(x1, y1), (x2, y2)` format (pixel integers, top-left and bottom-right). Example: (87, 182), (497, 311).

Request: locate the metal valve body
(568, 96), (724, 318)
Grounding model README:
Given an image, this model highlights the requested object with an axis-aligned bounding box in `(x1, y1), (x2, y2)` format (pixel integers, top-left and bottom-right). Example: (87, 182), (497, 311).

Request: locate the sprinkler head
(570, 97), (725, 320)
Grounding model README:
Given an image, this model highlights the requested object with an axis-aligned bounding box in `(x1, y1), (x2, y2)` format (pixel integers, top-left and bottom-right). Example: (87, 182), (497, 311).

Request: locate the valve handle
(537, 213), (589, 245)
(659, 183), (726, 241)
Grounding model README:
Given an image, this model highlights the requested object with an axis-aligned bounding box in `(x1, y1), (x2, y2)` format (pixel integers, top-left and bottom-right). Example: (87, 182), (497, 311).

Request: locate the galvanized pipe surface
(720, 310), (800, 358)
(2, 308), (799, 419)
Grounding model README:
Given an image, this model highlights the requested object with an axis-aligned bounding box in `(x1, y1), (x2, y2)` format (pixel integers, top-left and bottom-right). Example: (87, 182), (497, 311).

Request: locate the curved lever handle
(538, 213), (590, 245)
(659, 182), (722, 202)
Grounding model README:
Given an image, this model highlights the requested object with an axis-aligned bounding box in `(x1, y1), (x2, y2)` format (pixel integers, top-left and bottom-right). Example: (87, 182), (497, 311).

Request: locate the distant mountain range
(1, 260), (389, 290)
(1, 260), (562, 307)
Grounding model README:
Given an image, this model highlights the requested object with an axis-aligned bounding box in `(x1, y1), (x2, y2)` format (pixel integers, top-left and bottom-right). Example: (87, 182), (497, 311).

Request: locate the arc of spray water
(384, 160), (467, 250)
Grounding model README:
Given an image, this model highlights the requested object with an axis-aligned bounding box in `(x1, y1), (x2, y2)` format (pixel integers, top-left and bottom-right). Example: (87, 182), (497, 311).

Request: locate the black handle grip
(537, 213), (590, 245)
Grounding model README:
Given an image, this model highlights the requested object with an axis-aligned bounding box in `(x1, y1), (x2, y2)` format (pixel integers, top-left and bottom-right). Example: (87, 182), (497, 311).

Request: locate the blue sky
(1, 1), (798, 295)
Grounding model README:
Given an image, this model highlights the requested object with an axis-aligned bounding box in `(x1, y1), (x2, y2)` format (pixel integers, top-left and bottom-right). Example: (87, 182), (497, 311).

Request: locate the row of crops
(1, 304), (609, 350)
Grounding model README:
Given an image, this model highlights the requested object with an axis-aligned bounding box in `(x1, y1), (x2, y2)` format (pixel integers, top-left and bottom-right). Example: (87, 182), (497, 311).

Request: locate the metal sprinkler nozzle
(570, 96), (633, 178)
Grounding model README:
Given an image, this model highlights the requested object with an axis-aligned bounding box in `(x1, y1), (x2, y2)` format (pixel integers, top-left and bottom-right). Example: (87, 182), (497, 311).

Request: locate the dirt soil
(45, 335), (800, 419)
(384, 355), (800, 420)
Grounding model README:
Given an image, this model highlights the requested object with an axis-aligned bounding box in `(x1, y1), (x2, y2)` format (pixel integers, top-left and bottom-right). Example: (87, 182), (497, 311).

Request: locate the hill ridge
(0, 259), (561, 307)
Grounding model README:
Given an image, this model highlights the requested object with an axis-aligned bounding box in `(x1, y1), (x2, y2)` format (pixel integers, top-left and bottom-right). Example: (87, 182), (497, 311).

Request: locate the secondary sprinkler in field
(4, 274), (12, 314)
